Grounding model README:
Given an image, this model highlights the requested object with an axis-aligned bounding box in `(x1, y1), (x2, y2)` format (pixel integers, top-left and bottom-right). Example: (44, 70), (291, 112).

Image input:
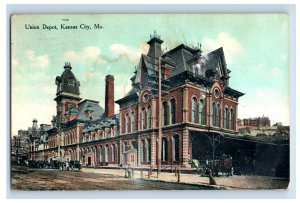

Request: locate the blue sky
(11, 14), (289, 135)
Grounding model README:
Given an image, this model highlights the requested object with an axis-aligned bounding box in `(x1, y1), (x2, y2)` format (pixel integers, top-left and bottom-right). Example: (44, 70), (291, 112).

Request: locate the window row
(212, 102), (234, 130)
(81, 128), (116, 143)
(139, 135), (180, 162)
(99, 144), (118, 162)
(64, 132), (76, 146)
(124, 106), (152, 134)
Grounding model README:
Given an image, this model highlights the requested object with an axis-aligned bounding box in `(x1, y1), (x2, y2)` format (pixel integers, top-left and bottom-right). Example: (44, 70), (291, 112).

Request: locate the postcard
(11, 14), (289, 190)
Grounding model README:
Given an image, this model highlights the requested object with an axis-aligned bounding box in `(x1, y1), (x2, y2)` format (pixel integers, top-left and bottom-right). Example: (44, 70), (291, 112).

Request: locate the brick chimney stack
(105, 75), (114, 117)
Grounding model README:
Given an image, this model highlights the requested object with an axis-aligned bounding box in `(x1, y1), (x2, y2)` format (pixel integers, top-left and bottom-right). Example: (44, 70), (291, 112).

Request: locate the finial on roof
(199, 43), (202, 54)
(64, 62), (72, 69)
(150, 30), (161, 40)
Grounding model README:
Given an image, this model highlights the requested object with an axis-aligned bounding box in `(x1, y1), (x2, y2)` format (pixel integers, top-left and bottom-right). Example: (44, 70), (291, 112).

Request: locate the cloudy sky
(11, 14), (289, 135)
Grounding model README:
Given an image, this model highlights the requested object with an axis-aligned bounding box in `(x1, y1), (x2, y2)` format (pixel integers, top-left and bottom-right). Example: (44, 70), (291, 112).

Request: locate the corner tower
(54, 62), (82, 123)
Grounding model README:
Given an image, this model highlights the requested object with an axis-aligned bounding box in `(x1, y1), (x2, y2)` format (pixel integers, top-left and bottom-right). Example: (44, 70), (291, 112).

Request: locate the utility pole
(157, 57), (162, 174)
(55, 115), (63, 162)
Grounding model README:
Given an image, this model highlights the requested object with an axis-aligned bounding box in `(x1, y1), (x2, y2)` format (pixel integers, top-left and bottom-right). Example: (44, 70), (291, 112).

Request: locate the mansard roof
(76, 99), (105, 122)
(117, 35), (244, 105)
(55, 62), (80, 97)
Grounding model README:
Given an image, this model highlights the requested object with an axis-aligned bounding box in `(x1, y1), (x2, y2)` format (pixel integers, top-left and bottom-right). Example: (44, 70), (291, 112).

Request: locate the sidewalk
(82, 168), (289, 189)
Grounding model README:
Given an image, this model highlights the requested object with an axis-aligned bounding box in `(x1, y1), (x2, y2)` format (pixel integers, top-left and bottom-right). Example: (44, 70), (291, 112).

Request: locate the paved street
(11, 166), (289, 190)
(11, 167), (212, 190)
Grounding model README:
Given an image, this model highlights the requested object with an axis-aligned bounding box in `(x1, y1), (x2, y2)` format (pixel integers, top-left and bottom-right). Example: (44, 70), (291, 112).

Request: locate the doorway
(88, 157), (91, 166)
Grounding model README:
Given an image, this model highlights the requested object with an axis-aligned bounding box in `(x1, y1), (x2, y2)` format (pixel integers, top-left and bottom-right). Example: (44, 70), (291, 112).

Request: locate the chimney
(105, 75), (114, 117)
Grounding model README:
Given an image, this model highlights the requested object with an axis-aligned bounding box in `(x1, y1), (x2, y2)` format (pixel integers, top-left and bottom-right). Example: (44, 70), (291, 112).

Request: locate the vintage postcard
(11, 14), (290, 190)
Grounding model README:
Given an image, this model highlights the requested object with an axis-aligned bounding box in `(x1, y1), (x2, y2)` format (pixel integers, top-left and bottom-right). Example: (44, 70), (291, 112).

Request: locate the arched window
(125, 113), (130, 133)
(99, 145), (103, 162)
(147, 138), (151, 162)
(147, 106), (152, 129)
(199, 99), (205, 125)
(170, 99), (176, 124)
(191, 97), (197, 123)
(142, 108), (146, 130)
(224, 107), (229, 129)
(162, 137), (168, 161)
(107, 129), (111, 138)
(216, 103), (221, 127)
(105, 145), (109, 162)
(230, 109), (234, 130)
(172, 134), (179, 161)
(212, 102), (216, 126)
(123, 142), (126, 153)
(140, 141), (144, 162)
(111, 144), (115, 162)
(163, 101), (168, 126)
(131, 112), (135, 132)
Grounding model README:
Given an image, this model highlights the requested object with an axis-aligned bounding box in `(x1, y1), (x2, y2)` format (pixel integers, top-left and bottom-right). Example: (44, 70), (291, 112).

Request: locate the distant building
(11, 129), (31, 161)
(238, 116), (271, 128)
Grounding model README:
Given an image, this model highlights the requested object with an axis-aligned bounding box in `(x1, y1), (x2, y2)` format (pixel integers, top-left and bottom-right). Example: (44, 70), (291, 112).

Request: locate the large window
(172, 134), (179, 161)
(111, 144), (115, 162)
(147, 138), (151, 162)
(142, 108), (146, 130)
(140, 141), (144, 162)
(99, 145), (103, 162)
(147, 106), (152, 129)
(125, 113), (130, 133)
(216, 103), (221, 127)
(191, 97), (197, 123)
(212, 102), (216, 126)
(170, 99), (176, 124)
(105, 145), (109, 162)
(224, 107), (229, 129)
(163, 101), (168, 126)
(199, 99), (205, 125)
(162, 137), (168, 161)
(123, 142), (126, 153)
(131, 112), (135, 132)
(212, 102), (221, 127)
(230, 108), (234, 130)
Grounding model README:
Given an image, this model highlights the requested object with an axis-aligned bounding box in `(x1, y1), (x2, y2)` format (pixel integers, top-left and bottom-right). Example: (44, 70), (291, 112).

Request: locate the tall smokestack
(105, 75), (114, 117)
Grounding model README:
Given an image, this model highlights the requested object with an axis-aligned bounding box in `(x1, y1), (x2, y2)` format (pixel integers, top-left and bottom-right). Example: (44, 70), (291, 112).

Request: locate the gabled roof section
(206, 47), (229, 79)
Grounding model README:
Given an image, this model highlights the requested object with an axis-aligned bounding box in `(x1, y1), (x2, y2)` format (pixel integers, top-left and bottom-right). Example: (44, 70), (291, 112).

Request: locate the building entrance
(88, 157), (91, 166)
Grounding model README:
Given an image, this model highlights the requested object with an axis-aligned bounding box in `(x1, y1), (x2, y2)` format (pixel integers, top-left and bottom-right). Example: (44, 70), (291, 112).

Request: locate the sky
(11, 14), (289, 135)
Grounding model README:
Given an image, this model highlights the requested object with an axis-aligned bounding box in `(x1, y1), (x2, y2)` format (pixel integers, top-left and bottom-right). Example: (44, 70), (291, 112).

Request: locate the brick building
(237, 116), (271, 128)
(28, 63), (119, 167)
(27, 33), (244, 168)
(116, 33), (244, 167)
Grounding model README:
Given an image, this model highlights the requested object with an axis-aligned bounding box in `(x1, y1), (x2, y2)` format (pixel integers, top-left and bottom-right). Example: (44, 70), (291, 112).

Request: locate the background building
(238, 116), (271, 128)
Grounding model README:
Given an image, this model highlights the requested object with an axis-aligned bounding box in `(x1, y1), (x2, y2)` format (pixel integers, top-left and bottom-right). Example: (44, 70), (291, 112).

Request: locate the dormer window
(214, 89), (220, 98)
(68, 77), (75, 86)
(191, 58), (206, 77)
(143, 93), (149, 102)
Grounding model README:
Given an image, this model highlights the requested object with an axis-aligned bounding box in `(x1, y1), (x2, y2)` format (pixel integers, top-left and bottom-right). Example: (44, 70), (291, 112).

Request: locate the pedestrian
(209, 169), (216, 185)
(127, 164), (132, 178)
(66, 161), (69, 171)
